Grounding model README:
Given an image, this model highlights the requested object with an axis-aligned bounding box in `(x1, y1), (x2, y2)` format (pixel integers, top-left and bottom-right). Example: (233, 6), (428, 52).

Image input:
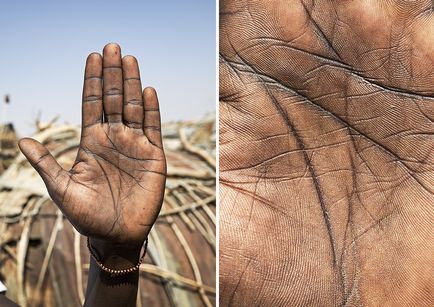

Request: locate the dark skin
(220, 1), (433, 306)
(18, 43), (166, 307)
(0, 294), (19, 307)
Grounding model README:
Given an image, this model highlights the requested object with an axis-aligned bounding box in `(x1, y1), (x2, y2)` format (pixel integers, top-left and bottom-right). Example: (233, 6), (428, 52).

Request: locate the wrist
(88, 238), (145, 271)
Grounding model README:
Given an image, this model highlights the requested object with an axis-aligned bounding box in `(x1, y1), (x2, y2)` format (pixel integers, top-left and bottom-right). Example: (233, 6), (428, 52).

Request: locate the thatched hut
(0, 116), (216, 307)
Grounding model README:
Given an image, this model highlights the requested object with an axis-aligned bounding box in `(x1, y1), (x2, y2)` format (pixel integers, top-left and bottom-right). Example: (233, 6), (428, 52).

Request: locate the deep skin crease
(220, 1), (434, 306)
(18, 43), (167, 307)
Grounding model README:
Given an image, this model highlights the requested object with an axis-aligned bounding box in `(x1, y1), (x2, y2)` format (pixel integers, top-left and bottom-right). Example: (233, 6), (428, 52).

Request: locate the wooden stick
(167, 216), (213, 307)
(16, 198), (37, 307)
(179, 127), (216, 169)
(139, 264), (215, 295)
(34, 210), (63, 301)
(159, 195), (215, 217)
(74, 229), (85, 305)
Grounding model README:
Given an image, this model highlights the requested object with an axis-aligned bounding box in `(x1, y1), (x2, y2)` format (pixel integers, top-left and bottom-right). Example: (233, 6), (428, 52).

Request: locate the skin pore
(18, 43), (166, 307)
(220, 1), (433, 306)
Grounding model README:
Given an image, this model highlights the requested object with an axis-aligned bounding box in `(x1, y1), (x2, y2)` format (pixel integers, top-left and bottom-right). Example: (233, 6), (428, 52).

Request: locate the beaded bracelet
(87, 237), (148, 276)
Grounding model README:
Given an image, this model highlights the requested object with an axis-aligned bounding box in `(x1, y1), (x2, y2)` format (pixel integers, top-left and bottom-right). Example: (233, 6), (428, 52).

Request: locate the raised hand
(19, 43), (166, 254)
(220, 1), (433, 306)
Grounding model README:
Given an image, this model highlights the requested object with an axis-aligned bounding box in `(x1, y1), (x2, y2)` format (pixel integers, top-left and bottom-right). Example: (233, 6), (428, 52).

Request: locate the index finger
(82, 53), (103, 128)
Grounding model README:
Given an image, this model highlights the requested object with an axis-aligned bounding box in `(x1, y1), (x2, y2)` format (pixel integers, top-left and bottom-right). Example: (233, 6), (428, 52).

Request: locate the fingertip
(122, 55), (137, 64)
(87, 52), (102, 63)
(18, 137), (47, 162)
(143, 87), (157, 98)
(103, 43), (121, 55)
(85, 53), (102, 79)
(18, 137), (36, 151)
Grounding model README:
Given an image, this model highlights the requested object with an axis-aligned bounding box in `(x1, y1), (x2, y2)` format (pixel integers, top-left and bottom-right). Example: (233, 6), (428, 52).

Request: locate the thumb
(18, 138), (70, 199)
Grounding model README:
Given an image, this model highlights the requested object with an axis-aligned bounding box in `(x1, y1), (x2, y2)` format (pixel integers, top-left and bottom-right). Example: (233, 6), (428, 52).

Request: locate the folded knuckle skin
(220, 1), (434, 306)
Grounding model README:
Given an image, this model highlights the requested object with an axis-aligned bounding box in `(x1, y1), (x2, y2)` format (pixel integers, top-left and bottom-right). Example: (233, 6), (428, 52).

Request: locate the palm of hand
(20, 44), (166, 246)
(220, 1), (433, 306)
(66, 124), (165, 243)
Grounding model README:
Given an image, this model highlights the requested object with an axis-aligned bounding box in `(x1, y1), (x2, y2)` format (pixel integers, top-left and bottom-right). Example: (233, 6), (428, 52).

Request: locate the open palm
(19, 43), (166, 247)
(220, 1), (433, 306)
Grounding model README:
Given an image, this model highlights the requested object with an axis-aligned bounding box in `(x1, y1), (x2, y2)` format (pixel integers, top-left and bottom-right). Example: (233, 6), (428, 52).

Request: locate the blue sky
(0, 0), (216, 135)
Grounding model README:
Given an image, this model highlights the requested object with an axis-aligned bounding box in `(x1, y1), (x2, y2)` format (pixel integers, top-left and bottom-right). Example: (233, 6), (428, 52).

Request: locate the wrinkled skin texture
(19, 44), (166, 249)
(220, 1), (434, 306)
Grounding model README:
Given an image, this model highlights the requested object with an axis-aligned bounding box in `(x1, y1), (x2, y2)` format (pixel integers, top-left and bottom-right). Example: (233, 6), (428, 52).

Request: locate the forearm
(83, 239), (142, 307)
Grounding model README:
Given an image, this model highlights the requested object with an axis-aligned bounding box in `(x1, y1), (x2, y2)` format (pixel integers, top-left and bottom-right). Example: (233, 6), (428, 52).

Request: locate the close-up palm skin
(19, 43), (166, 251)
(220, 1), (433, 306)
